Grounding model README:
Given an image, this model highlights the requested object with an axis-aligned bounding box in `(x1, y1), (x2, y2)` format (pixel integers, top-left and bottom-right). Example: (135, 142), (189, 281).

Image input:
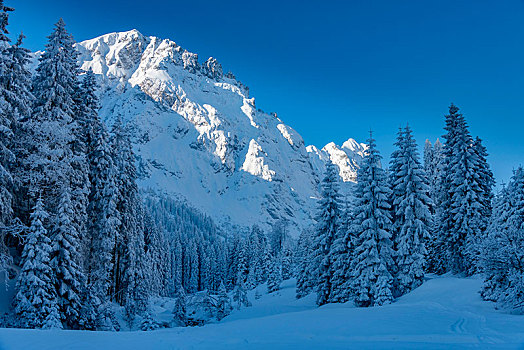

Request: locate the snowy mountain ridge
(75, 29), (365, 235)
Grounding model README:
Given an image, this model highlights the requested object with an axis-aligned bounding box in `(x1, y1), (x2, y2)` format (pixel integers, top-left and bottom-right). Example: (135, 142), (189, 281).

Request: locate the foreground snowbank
(1, 276), (524, 349)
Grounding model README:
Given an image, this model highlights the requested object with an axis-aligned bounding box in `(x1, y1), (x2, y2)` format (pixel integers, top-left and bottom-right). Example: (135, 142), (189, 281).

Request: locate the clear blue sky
(8, 0), (524, 185)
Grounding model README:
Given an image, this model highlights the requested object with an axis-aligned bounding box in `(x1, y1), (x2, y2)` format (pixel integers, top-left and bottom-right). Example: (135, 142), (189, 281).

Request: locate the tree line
(295, 104), (523, 311)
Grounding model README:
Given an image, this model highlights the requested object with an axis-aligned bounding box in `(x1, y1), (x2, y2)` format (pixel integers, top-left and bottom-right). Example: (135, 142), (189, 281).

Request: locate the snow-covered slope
(75, 30), (364, 235)
(2, 276), (524, 349)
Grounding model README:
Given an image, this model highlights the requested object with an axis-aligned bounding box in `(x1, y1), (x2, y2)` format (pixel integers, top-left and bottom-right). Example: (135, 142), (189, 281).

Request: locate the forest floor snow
(1, 275), (524, 349)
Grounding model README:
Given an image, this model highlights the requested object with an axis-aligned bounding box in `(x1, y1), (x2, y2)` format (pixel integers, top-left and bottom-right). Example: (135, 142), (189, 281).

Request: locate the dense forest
(0, 1), (523, 333)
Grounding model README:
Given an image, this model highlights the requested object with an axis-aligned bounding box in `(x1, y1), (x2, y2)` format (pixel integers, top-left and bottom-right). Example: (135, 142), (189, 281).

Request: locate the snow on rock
(277, 124), (303, 149)
(305, 139), (366, 183)
(241, 139), (276, 181)
(75, 29), (363, 235)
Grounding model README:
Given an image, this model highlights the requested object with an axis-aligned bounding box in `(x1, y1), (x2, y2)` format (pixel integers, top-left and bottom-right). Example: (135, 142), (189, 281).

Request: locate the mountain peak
(75, 30), (363, 235)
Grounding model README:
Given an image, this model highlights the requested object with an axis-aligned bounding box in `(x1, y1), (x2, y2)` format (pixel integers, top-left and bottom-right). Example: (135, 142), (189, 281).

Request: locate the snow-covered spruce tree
(267, 254), (282, 294)
(13, 197), (61, 329)
(470, 136), (494, 265)
(423, 139), (433, 182)
(143, 207), (170, 297)
(269, 218), (290, 257)
(350, 133), (394, 307)
(479, 168), (524, 313)
(0, 4), (32, 280)
(51, 185), (88, 329)
(23, 19), (92, 329)
(67, 53), (90, 275)
(226, 234), (244, 290)
(216, 281), (231, 321)
(281, 245), (294, 280)
(247, 224), (267, 286)
(479, 183), (513, 303)
(25, 19), (78, 212)
(184, 239), (199, 293)
(389, 126), (431, 297)
(425, 138), (447, 274)
(7, 32), (34, 222)
(0, 0), (15, 234)
(473, 137), (494, 226)
(76, 70), (100, 260)
(86, 113), (120, 329)
(172, 286), (187, 327)
(424, 138), (444, 209)
(438, 104), (485, 274)
(295, 228), (314, 299)
(329, 192), (356, 303)
(311, 160), (341, 306)
(110, 114), (146, 309)
(236, 239), (249, 287)
(232, 281), (251, 310)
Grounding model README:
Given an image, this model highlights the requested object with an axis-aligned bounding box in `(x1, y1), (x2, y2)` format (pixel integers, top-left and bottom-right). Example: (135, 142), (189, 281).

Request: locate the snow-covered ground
(1, 276), (524, 349)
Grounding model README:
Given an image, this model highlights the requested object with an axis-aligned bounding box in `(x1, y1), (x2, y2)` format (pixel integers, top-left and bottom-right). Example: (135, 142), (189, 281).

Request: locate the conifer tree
(14, 197), (61, 329)
(172, 286), (187, 327)
(479, 183), (512, 302)
(0, 0), (14, 231)
(472, 137), (495, 235)
(480, 168), (524, 313)
(311, 161), (341, 305)
(216, 282), (231, 321)
(425, 138), (446, 274)
(236, 240), (249, 287)
(351, 133), (394, 307)
(267, 254), (282, 294)
(51, 185), (87, 329)
(389, 126), (431, 296)
(232, 281), (251, 309)
(295, 228), (314, 299)
(25, 19), (78, 213)
(110, 115), (145, 305)
(0, 5), (30, 277)
(438, 104), (484, 274)
(329, 194), (356, 303)
(86, 116), (120, 326)
(7, 32), (34, 220)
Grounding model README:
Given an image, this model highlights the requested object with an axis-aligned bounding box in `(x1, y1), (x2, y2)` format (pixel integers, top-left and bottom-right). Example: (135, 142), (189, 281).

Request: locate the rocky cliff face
(76, 29), (365, 235)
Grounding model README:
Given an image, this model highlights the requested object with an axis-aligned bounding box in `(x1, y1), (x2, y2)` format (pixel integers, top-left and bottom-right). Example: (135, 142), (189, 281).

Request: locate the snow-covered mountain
(75, 29), (366, 235)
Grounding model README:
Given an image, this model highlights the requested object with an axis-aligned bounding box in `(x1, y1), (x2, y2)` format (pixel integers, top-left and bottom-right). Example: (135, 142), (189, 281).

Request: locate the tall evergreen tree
(311, 161), (341, 305)
(390, 126), (432, 297)
(172, 286), (187, 327)
(0, 0), (14, 230)
(472, 136), (494, 234)
(7, 32), (34, 222)
(438, 104), (484, 274)
(13, 197), (61, 329)
(350, 133), (394, 307)
(110, 115), (145, 306)
(480, 168), (524, 313)
(267, 254), (282, 294)
(86, 117), (120, 327)
(51, 185), (87, 329)
(479, 183), (513, 303)
(295, 228), (314, 299)
(74, 70), (100, 262)
(216, 281), (231, 321)
(425, 138), (446, 274)
(329, 194), (356, 303)
(0, 4), (30, 277)
(25, 19), (78, 212)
